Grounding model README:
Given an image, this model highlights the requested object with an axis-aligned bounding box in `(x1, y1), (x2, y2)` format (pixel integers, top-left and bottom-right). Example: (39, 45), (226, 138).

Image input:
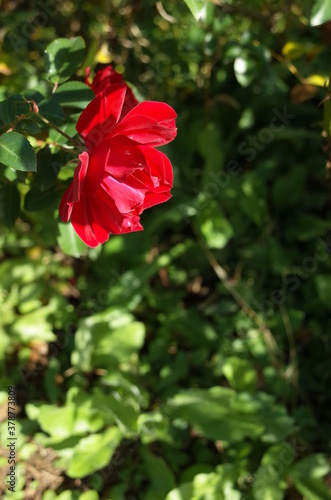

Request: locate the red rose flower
(59, 81), (177, 247)
(86, 65), (138, 116)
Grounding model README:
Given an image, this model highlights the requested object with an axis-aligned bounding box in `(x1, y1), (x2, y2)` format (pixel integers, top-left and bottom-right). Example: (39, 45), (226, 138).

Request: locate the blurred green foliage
(1, 0), (331, 498)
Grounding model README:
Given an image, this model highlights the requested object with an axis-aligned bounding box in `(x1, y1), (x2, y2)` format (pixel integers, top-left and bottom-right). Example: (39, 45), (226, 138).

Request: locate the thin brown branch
(270, 49), (307, 84)
(37, 114), (85, 151)
(192, 222), (282, 364)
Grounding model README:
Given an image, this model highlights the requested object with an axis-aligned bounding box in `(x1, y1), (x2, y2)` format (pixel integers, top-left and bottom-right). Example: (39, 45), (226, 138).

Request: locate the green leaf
(0, 131), (37, 172)
(0, 257), (47, 290)
(37, 405), (75, 438)
(93, 321), (145, 368)
(166, 482), (193, 500)
(93, 391), (139, 433)
(55, 492), (73, 500)
(310, 0), (331, 26)
(72, 315), (145, 371)
(166, 387), (293, 444)
(290, 476), (331, 500)
(49, 121), (78, 145)
(23, 89), (45, 105)
(0, 94), (33, 125)
(57, 222), (88, 258)
(253, 443), (294, 500)
(182, 0), (209, 21)
(28, 389), (107, 441)
(24, 185), (60, 212)
(34, 148), (60, 191)
(240, 172), (268, 226)
(166, 387), (261, 443)
(234, 56), (259, 87)
(142, 447), (176, 497)
(289, 455), (331, 499)
(45, 37), (86, 84)
(41, 491), (57, 500)
(290, 454), (331, 479)
(197, 200), (233, 249)
(9, 306), (56, 342)
(53, 81), (95, 109)
(0, 182), (20, 226)
(315, 275), (331, 308)
(0, 165), (22, 182)
(222, 357), (257, 392)
(67, 427), (122, 478)
(284, 214), (331, 241)
(79, 492), (99, 500)
(15, 119), (43, 135)
(166, 465), (240, 500)
(38, 98), (65, 125)
(0, 99), (15, 124)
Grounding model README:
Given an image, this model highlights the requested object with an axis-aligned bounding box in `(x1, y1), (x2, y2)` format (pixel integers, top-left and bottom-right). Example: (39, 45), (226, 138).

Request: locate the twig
(270, 49), (307, 85)
(37, 114), (85, 151)
(45, 139), (81, 154)
(156, 1), (176, 24)
(192, 222), (282, 364)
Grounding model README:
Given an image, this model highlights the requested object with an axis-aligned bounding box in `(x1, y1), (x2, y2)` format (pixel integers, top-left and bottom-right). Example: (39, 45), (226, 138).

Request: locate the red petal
(112, 102), (177, 146)
(82, 142), (110, 195)
(72, 152), (89, 202)
(59, 184), (74, 222)
(85, 66), (92, 87)
(118, 215), (144, 233)
(89, 192), (123, 234)
(89, 218), (110, 245)
(76, 84), (128, 148)
(101, 175), (145, 214)
(142, 191), (172, 211)
(125, 147), (173, 198)
(120, 87), (139, 119)
(89, 67), (138, 117)
(91, 66), (124, 94)
(70, 200), (106, 247)
(139, 146), (173, 188)
(92, 186), (143, 234)
(105, 136), (146, 182)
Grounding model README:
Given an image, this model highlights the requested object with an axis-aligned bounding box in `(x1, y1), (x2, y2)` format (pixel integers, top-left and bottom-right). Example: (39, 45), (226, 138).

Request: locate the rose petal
(70, 200), (102, 247)
(139, 146), (173, 188)
(72, 152), (89, 201)
(59, 184), (74, 222)
(92, 186), (143, 234)
(89, 190), (124, 234)
(91, 66), (124, 94)
(142, 191), (172, 211)
(101, 175), (145, 213)
(105, 136), (146, 182)
(88, 67), (138, 117)
(112, 102), (177, 146)
(76, 84), (128, 147)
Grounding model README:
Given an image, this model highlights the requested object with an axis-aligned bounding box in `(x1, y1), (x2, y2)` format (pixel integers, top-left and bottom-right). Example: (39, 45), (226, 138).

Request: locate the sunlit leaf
(45, 37), (86, 84)
(310, 0), (331, 26)
(0, 131), (36, 172)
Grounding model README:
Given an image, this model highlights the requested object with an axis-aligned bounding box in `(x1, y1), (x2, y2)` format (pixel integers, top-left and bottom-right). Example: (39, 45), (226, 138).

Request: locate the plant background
(1, 0), (331, 498)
